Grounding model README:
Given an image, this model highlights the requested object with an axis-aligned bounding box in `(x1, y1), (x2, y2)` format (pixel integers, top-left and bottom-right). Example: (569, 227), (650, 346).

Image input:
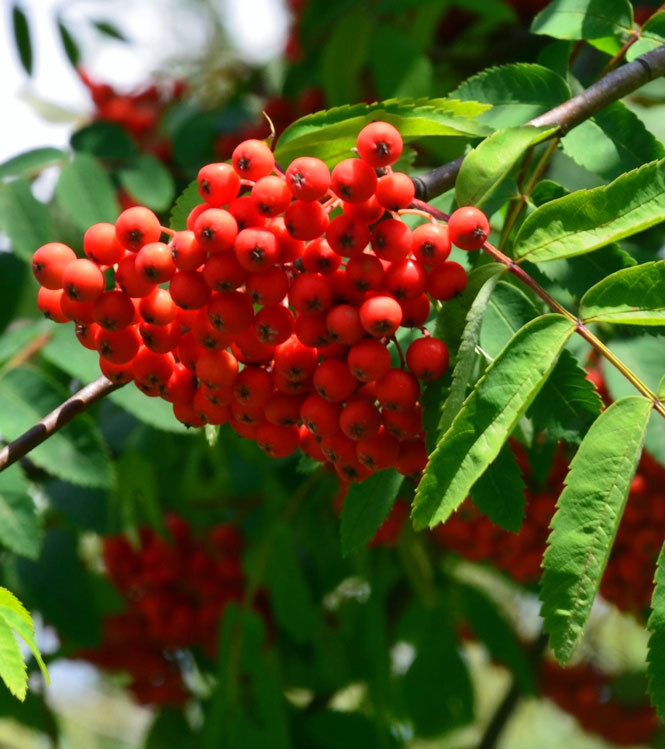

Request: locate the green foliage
(55, 152), (120, 231)
(0, 178), (53, 262)
(648, 542), (665, 719)
(57, 19), (81, 67)
(341, 469), (403, 556)
(413, 315), (574, 529)
(321, 10), (372, 107)
(456, 125), (556, 208)
(528, 349), (603, 443)
(0, 366), (114, 488)
(470, 444), (526, 532)
(479, 282), (541, 358)
(514, 158), (665, 263)
(0, 147), (65, 181)
(580, 261), (665, 326)
(451, 64), (571, 130)
(0, 587), (48, 701)
(369, 26), (432, 100)
(531, 0), (633, 41)
(540, 396), (653, 663)
(0, 465), (40, 559)
(71, 122), (137, 160)
(170, 179), (200, 231)
(119, 153), (175, 212)
(439, 264), (505, 433)
(627, 12), (665, 61)
(11, 3), (32, 75)
(274, 98), (491, 165)
(562, 102), (665, 181)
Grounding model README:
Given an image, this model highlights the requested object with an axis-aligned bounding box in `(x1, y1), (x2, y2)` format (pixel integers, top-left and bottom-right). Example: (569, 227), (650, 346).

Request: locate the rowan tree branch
(413, 44), (665, 201)
(0, 376), (123, 473)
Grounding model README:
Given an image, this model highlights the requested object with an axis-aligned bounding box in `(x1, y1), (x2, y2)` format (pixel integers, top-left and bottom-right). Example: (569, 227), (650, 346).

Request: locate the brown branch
(0, 376), (123, 473)
(413, 44), (665, 201)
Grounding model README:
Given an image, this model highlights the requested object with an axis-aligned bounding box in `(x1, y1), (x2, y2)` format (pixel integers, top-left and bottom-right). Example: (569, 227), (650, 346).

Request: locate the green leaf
(341, 469), (403, 556)
(439, 265), (505, 432)
(451, 63), (571, 130)
(456, 125), (557, 209)
(42, 324), (189, 433)
(514, 158), (665, 264)
(0, 465), (40, 559)
(12, 4), (32, 75)
(648, 541), (665, 719)
(321, 10), (372, 107)
(0, 587), (48, 701)
(0, 322), (48, 366)
(109, 452), (163, 536)
(470, 444), (526, 532)
(145, 710), (196, 749)
(369, 26), (432, 100)
(580, 261), (665, 326)
(169, 180), (200, 231)
(118, 153), (175, 212)
(540, 395), (652, 663)
(627, 11), (665, 61)
(562, 102), (665, 181)
(528, 349), (602, 443)
(659, 374), (665, 401)
(0, 148), (65, 181)
(264, 523), (319, 643)
(401, 607), (474, 736)
(531, 0), (633, 41)
(0, 366), (114, 488)
(0, 178), (53, 262)
(458, 582), (534, 691)
(412, 314), (574, 529)
(479, 282), (541, 358)
(274, 98), (491, 166)
(92, 20), (128, 41)
(55, 152), (119, 231)
(56, 19), (80, 67)
(18, 529), (100, 645)
(71, 122), (137, 160)
(0, 256), (29, 334)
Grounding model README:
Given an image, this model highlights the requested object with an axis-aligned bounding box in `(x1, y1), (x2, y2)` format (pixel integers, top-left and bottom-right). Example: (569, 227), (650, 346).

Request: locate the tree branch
(0, 376), (123, 473)
(413, 44), (665, 201)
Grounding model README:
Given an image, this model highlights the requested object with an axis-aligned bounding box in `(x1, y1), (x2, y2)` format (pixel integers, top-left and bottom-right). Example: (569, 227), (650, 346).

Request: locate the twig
(0, 376), (124, 473)
(413, 44), (665, 200)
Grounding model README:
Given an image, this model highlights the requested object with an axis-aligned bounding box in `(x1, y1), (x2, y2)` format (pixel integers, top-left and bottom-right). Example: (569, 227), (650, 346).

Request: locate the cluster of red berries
(540, 660), (659, 745)
(77, 515), (260, 704)
(77, 67), (185, 162)
(32, 121), (491, 483)
(433, 434), (665, 620)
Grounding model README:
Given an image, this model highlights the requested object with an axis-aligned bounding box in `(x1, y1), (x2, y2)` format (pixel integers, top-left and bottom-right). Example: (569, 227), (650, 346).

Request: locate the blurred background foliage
(1, 0), (665, 747)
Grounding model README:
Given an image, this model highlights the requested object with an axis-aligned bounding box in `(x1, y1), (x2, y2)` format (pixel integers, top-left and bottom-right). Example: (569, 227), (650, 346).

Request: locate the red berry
(162, 364), (197, 404)
(234, 228), (280, 272)
(196, 350), (239, 388)
(326, 305), (364, 345)
(301, 394), (342, 436)
(265, 393), (303, 426)
(99, 357), (134, 384)
(37, 287), (69, 322)
(356, 121), (403, 168)
(233, 366), (273, 407)
(62, 258), (105, 302)
(227, 195), (266, 230)
(60, 295), (94, 324)
(411, 223), (451, 266)
(252, 304), (295, 345)
(345, 253), (384, 292)
(245, 267), (289, 305)
(202, 253), (248, 292)
(347, 339), (391, 382)
(285, 200), (329, 241)
(384, 259), (427, 301)
(274, 335), (318, 382)
(194, 209), (238, 254)
(256, 422), (300, 458)
(295, 313), (331, 348)
(375, 172), (415, 211)
(135, 242), (175, 283)
(395, 439), (428, 476)
(359, 295), (402, 337)
(285, 157), (331, 201)
(326, 215), (370, 257)
(357, 427), (400, 471)
(302, 237), (341, 275)
(115, 206), (162, 252)
(32, 242), (77, 290)
(139, 288), (177, 325)
(371, 219), (412, 263)
(95, 326), (142, 364)
(340, 400), (382, 441)
(342, 195), (384, 223)
(251, 176), (291, 217)
(139, 320), (182, 353)
(266, 216), (304, 263)
(330, 158), (377, 203)
(92, 290), (135, 330)
(208, 291), (254, 335)
(427, 261), (467, 300)
(289, 273), (333, 316)
(314, 358), (357, 403)
(116, 253), (155, 298)
(169, 270), (211, 310)
(197, 162), (241, 206)
(448, 206), (490, 251)
(399, 294), (431, 327)
(170, 231), (206, 271)
(407, 337), (449, 381)
(232, 139), (275, 181)
(376, 369), (420, 412)
(83, 224), (124, 266)
(192, 309), (233, 350)
(133, 348), (175, 389)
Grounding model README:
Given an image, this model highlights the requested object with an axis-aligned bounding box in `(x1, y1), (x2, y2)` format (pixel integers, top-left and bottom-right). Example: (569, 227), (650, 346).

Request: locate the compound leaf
(470, 444), (526, 532)
(648, 541), (665, 718)
(55, 152), (119, 231)
(0, 465), (40, 559)
(531, 0), (633, 41)
(540, 396), (652, 663)
(0, 178), (53, 262)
